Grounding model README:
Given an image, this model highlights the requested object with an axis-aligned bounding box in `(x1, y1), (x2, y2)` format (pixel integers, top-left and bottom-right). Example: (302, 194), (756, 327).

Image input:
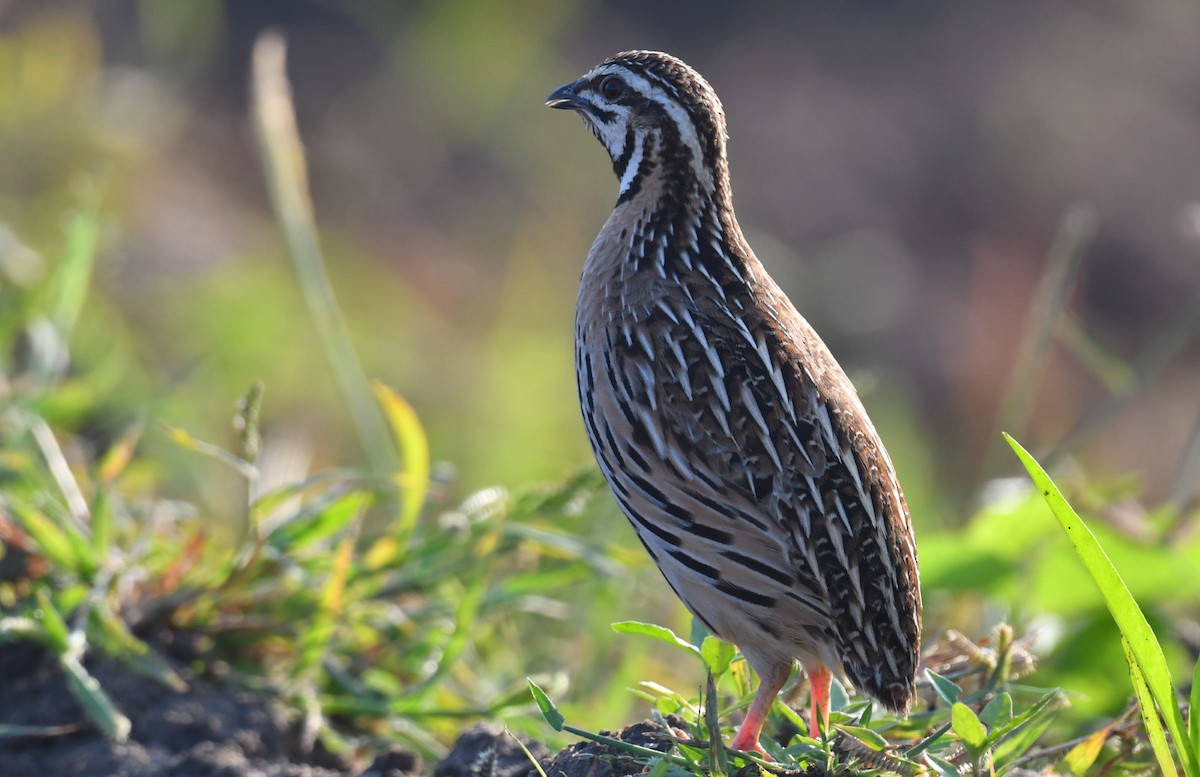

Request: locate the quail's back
(547, 51), (922, 755)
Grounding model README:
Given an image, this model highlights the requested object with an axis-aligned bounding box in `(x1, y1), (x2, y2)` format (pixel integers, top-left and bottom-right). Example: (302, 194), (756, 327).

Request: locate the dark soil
(0, 640), (682, 777)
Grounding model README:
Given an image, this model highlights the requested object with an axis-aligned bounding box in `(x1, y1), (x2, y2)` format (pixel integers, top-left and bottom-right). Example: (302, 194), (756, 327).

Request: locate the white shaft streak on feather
(842, 442), (866, 494)
(634, 358), (657, 411)
(739, 383), (782, 471)
(711, 395), (732, 436)
(680, 308), (730, 413)
(635, 328), (655, 360)
(816, 403), (839, 451)
(635, 405), (668, 460)
(785, 423), (814, 470)
(654, 300), (679, 323)
(800, 478), (820, 535)
(847, 562), (866, 613)
(666, 444), (695, 482)
(832, 492), (853, 536)
(827, 527), (850, 577)
(696, 261), (727, 301)
(655, 242), (667, 278)
(687, 209), (703, 253)
(667, 337), (694, 399)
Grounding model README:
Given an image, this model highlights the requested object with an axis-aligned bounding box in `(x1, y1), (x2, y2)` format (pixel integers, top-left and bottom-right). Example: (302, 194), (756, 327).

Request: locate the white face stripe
(617, 132), (645, 197)
(586, 63), (715, 195)
(594, 104), (631, 158)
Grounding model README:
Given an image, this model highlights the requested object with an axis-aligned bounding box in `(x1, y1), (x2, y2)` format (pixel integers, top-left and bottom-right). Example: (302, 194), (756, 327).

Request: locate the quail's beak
(546, 81), (585, 110)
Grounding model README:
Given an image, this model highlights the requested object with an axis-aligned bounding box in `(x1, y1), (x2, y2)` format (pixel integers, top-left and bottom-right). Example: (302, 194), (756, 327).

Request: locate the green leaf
(612, 621), (702, 657)
(528, 679), (565, 731)
(834, 724), (889, 751)
(925, 668), (962, 705)
(1005, 434), (1197, 777)
(951, 702), (987, 755)
(980, 692), (1013, 729)
(644, 759), (672, 777)
(925, 753), (962, 777)
(1061, 723), (1114, 776)
(700, 636), (735, 678)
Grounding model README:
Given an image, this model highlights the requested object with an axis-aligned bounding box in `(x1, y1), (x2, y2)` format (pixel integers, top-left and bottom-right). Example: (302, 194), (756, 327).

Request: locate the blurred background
(3, 0), (1200, 735)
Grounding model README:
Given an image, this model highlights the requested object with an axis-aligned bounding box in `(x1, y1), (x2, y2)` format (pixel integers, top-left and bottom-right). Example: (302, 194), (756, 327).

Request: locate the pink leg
(807, 665), (832, 737)
(729, 662), (790, 758)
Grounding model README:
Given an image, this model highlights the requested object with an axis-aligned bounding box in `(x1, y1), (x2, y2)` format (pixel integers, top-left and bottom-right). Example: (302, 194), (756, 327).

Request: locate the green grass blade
(61, 654), (131, 742)
(925, 753), (961, 777)
(508, 727), (549, 777)
(11, 499), (89, 576)
(1191, 656), (1200, 759)
(90, 608), (187, 692)
(0, 723), (85, 738)
(1006, 434), (1197, 776)
(984, 688), (1064, 754)
(904, 722), (952, 759)
(34, 589), (70, 653)
(49, 205), (101, 337)
(373, 381), (430, 543)
(993, 715), (1055, 768)
(1125, 635), (1181, 777)
(161, 422), (258, 480)
(987, 206), (1094, 474)
(268, 489), (371, 552)
(295, 535), (354, 680)
(250, 33), (398, 479)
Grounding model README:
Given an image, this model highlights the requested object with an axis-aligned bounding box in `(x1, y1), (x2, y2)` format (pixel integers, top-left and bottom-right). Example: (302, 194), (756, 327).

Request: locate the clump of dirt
(0, 639), (674, 777)
(0, 640), (366, 776)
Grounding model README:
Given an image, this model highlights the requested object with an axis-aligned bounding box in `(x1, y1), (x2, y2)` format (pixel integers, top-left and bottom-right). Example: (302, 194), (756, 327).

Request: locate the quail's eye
(599, 76), (626, 101)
